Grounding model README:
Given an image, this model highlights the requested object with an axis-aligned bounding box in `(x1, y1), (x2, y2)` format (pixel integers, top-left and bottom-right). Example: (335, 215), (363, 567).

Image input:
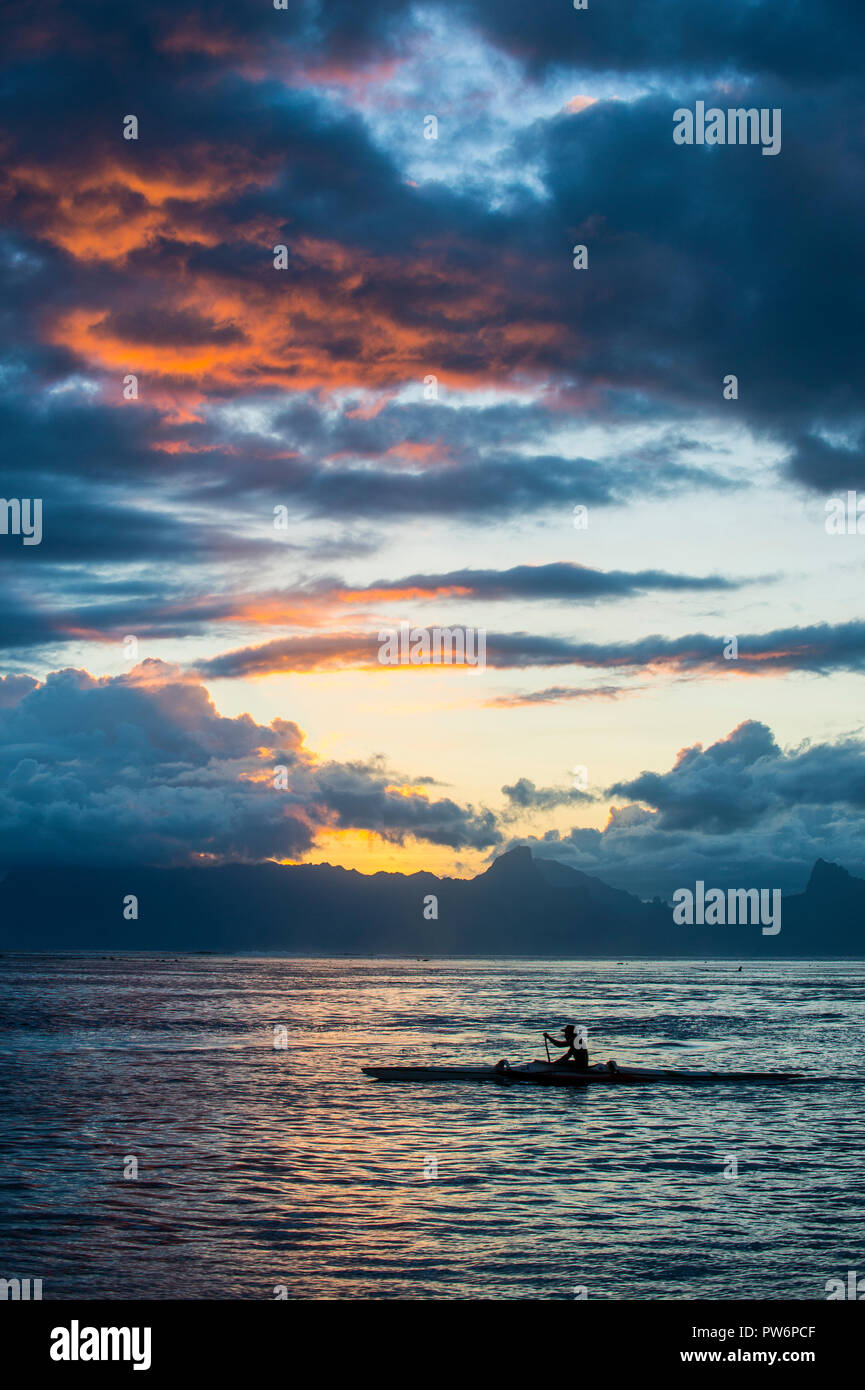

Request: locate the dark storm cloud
(0, 662), (500, 866)
(6, 27), (860, 443)
(786, 433), (865, 492)
(98, 308), (247, 349)
(0, 495), (271, 569)
(609, 720), (865, 833)
(0, 380), (730, 594)
(178, 405), (728, 518)
(501, 776), (595, 811)
(487, 684), (631, 707)
(355, 562), (739, 601)
(4, 0), (415, 71)
(5, 6), (860, 494)
(0, 395), (161, 487)
(198, 632), (388, 678)
(456, 0), (865, 81)
(609, 720), (780, 833)
(198, 620), (865, 680)
(1, 0), (862, 670)
(312, 761), (500, 849)
(0, 674), (38, 708)
(22, 77), (865, 493)
(1, 558), (736, 663)
(512, 720), (865, 898)
(8, 0), (861, 83)
(272, 451), (618, 518)
(487, 623), (865, 676)
(533, 85), (865, 458)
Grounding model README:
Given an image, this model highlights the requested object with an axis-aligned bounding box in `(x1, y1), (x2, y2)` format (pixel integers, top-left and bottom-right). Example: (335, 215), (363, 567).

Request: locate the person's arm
(545, 1033), (567, 1047)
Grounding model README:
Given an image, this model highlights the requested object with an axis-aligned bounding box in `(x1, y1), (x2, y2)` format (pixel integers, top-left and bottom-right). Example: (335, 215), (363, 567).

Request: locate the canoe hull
(361, 1063), (802, 1087)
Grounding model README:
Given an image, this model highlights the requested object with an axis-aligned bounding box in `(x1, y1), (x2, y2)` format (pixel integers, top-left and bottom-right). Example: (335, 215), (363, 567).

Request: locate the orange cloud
(4, 134), (571, 406)
(149, 440), (236, 455)
(335, 583), (472, 605)
(3, 151), (278, 264)
(4, 133), (567, 396)
(47, 238), (564, 393)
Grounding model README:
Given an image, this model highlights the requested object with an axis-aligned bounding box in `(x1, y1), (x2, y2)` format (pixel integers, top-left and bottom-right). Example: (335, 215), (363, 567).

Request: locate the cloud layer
(2, 0), (864, 891)
(0, 662), (499, 866)
(517, 722), (865, 897)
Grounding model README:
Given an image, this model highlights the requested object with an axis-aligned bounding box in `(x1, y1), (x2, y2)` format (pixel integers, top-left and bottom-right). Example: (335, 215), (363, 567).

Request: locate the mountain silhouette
(0, 848), (862, 954)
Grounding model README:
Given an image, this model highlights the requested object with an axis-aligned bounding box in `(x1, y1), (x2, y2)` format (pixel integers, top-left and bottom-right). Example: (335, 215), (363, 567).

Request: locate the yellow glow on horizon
(280, 829), (488, 879)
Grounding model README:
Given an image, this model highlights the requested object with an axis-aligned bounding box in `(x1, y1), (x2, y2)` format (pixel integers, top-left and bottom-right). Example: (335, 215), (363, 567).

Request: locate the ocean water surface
(1, 955), (863, 1300)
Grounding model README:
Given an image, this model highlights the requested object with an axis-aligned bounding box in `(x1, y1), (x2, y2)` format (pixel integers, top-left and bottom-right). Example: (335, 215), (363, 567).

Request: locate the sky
(2, 0), (865, 899)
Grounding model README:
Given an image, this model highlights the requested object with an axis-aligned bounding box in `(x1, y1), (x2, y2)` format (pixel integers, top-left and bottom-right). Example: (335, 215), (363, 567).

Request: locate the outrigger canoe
(362, 1060), (802, 1087)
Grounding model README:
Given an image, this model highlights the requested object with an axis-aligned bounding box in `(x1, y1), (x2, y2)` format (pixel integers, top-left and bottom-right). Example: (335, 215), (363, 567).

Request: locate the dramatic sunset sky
(2, 1), (865, 897)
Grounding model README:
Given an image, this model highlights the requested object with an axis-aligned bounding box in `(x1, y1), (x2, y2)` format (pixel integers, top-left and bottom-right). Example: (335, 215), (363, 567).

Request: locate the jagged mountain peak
(480, 845), (539, 881)
(806, 858), (854, 893)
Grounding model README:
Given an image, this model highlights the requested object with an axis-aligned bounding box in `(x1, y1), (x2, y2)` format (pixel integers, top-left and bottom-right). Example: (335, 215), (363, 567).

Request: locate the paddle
(543, 1033), (551, 1063)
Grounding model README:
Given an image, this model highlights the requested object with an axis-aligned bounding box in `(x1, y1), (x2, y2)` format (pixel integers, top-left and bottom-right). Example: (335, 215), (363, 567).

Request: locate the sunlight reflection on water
(1, 956), (863, 1299)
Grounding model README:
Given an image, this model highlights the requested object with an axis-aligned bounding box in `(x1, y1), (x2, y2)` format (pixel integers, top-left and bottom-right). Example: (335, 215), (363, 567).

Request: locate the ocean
(1, 955), (863, 1300)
